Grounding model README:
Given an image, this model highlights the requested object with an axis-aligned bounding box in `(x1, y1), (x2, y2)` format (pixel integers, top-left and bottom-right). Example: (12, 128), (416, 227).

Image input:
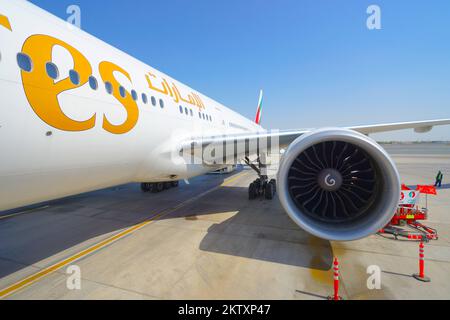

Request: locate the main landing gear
(140, 181), (179, 193)
(245, 155), (276, 200)
(248, 177), (276, 200)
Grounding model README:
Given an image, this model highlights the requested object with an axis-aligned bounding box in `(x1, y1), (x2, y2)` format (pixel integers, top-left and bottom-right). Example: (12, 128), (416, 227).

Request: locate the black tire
(171, 181), (179, 187)
(140, 183), (151, 192)
(253, 179), (262, 196)
(152, 182), (164, 193)
(249, 183), (257, 200)
(269, 179), (277, 194)
(164, 182), (172, 190)
(265, 182), (275, 200)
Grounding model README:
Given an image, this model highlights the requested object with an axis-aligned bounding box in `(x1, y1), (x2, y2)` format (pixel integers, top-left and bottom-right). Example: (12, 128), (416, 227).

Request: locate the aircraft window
(119, 86), (126, 98)
(184, 107), (188, 115)
(179, 106), (183, 114)
(151, 96), (157, 106)
(190, 109), (193, 117)
(89, 76), (98, 90)
(202, 113), (206, 120)
(105, 82), (113, 95)
(69, 70), (80, 85)
(199, 112), (202, 119)
(131, 90), (138, 101)
(45, 62), (59, 80)
(142, 93), (148, 104)
(17, 53), (32, 72)
(159, 99), (164, 108)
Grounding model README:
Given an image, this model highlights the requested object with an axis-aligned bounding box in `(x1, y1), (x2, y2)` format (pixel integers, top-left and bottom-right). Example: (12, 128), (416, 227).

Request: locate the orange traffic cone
(413, 242), (431, 282)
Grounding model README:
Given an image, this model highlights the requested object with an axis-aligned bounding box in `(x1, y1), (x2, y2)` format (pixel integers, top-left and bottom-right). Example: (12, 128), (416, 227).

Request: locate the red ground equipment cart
(378, 184), (438, 241)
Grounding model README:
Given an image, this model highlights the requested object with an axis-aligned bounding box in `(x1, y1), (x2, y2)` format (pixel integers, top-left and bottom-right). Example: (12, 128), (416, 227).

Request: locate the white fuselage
(0, 0), (261, 211)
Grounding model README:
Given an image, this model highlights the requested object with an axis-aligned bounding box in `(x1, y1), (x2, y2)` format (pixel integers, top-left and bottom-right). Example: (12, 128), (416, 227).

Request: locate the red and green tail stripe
(255, 90), (263, 125)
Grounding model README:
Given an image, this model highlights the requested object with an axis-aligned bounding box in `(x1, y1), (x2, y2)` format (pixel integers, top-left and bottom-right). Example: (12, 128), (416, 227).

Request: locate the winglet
(255, 90), (263, 125)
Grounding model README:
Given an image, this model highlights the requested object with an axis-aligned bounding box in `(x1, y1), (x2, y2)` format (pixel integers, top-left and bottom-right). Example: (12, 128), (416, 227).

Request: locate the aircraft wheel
(171, 181), (179, 187)
(265, 182), (275, 200)
(152, 182), (164, 193)
(164, 182), (172, 190)
(141, 183), (151, 192)
(269, 179), (277, 194)
(249, 182), (258, 200)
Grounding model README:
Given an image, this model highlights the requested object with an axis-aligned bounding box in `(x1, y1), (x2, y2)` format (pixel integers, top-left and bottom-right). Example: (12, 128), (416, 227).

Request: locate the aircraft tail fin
(255, 90), (263, 125)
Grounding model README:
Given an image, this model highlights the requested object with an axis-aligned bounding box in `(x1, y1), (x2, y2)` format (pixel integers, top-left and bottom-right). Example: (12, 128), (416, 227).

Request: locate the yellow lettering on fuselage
(18, 33), (205, 134)
(99, 61), (139, 134)
(21, 34), (96, 131)
(20, 35), (139, 134)
(146, 72), (205, 110)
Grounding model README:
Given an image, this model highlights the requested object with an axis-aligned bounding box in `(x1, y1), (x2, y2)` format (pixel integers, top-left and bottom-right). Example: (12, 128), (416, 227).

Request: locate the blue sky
(30, 0), (450, 141)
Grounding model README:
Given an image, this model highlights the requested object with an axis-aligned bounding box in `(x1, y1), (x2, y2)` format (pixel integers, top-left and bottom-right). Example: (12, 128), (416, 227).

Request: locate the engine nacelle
(277, 128), (400, 241)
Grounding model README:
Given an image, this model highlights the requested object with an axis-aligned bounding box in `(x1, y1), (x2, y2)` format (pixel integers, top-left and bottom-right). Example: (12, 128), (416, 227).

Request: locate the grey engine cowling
(277, 128), (400, 241)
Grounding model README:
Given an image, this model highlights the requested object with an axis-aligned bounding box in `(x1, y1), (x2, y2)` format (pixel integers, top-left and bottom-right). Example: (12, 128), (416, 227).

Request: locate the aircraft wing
(180, 119), (450, 163)
(348, 119), (450, 135)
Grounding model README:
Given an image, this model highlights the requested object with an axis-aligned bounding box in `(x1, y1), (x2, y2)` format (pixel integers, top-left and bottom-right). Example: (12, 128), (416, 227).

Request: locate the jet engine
(277, 128), (400, 241)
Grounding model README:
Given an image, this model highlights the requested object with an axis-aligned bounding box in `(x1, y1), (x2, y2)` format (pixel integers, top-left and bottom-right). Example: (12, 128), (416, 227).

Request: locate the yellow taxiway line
(0, 172), (248, 299)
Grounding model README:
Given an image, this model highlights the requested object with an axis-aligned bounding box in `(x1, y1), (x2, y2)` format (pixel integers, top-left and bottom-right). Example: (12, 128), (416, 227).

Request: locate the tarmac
(0, 143), (449, 300)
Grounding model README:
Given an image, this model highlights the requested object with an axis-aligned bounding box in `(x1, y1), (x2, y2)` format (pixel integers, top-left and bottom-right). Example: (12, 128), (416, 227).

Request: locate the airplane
(1, 0), (449, 241)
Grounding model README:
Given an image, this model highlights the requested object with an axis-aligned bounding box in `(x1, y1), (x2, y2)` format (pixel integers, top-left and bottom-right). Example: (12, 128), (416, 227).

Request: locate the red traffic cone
(328, 258), (343, 300)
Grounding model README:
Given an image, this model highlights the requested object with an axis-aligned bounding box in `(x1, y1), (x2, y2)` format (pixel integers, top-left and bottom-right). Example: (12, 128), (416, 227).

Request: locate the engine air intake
(277, 128), (400, 241)
(288, 141), (378, 224)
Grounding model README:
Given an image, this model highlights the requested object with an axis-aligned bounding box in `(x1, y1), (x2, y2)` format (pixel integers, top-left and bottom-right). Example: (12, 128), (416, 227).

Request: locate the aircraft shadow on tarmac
(0, 174), (231, 279)
(0, 172), (333, 281)
(158, 184), (333, 271)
